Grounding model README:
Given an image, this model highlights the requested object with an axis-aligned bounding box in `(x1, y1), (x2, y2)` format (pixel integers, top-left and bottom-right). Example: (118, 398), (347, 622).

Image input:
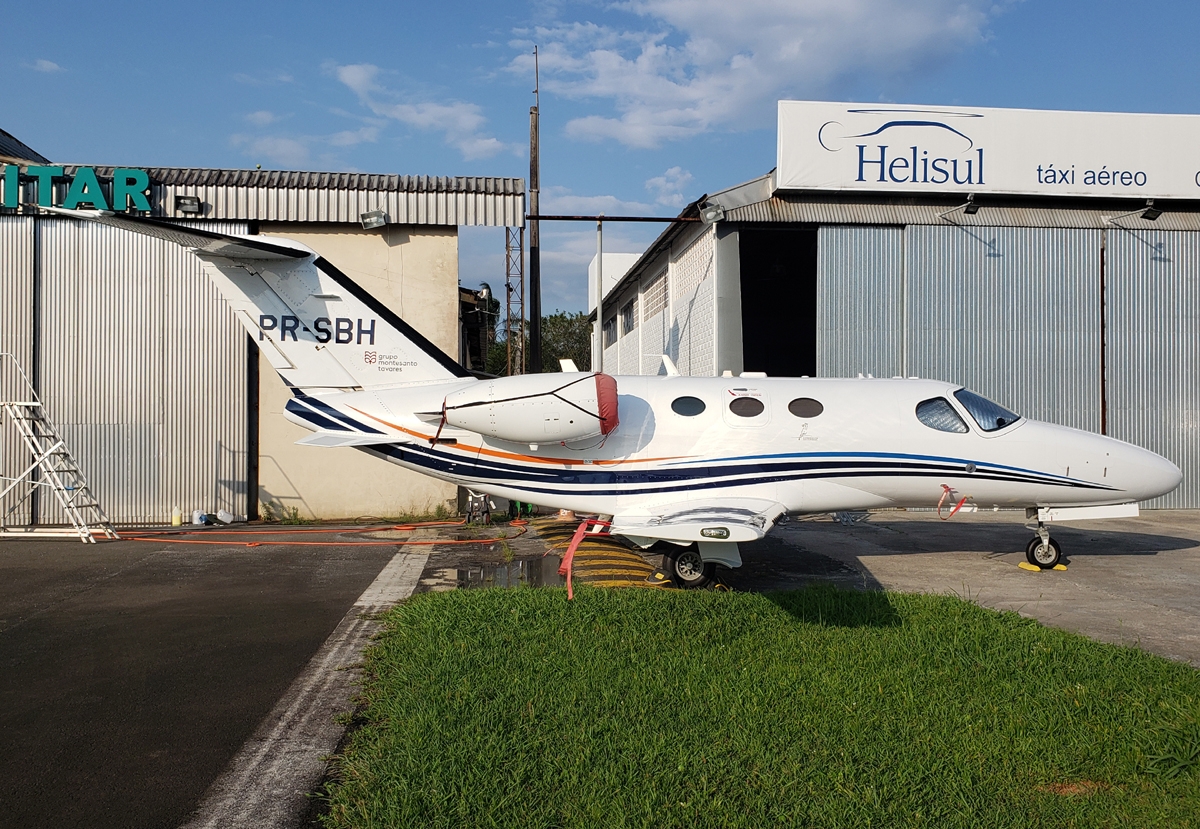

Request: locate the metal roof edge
(706, 171), (775, 211)
(723, 194), (1200, 230)
(0, 127), (51, 165)
(63, 166), (525, 193)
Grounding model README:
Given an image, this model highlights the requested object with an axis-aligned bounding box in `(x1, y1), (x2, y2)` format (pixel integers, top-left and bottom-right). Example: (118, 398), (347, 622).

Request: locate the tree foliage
(486, 311), (592, 375)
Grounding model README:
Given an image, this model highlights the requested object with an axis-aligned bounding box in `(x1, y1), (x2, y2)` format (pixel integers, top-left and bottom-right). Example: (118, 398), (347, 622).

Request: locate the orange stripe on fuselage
(346, 405), (687, 467)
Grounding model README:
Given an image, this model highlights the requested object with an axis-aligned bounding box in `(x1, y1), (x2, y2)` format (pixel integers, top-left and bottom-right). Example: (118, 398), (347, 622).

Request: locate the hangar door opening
(738, 226), (818, 377)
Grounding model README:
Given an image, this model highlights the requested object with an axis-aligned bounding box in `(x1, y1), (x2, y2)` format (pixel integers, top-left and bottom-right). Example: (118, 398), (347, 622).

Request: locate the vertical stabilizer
(38, 208), (470, 390)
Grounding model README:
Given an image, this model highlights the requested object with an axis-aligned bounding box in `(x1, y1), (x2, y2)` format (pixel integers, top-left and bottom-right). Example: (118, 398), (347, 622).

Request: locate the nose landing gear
(1025, 522), (1062, 569)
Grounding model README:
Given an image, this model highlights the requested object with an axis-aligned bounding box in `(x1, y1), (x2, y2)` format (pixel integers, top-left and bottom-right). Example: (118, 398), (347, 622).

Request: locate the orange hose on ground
(126, 520), (527, 547)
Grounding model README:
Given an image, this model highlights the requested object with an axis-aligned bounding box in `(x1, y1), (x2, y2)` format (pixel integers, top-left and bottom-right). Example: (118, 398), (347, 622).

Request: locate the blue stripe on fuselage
(369, 443), (1114, 497)
(663, 450), (1084, 486)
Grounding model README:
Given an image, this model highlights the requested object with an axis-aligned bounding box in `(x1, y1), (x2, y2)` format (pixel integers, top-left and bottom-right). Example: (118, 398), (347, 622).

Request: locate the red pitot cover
(594, 373), (619, 435)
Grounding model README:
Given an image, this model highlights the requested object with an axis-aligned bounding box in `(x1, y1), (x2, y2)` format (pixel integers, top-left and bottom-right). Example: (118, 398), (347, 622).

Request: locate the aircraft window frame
(915, 397), (970, 434)
(671, 396), (706, 416)
(728, 397), (766, 418)
(953, 389), (1021, 432)
(787, 397), (824, 418)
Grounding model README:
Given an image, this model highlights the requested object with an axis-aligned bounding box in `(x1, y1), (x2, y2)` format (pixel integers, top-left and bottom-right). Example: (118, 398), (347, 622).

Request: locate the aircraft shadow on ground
(778, 521), (1198, 559)
(762, 585), (901, 629)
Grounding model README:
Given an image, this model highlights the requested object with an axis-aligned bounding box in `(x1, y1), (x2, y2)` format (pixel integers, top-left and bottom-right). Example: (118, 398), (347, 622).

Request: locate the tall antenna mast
(528, 46), (543, 373)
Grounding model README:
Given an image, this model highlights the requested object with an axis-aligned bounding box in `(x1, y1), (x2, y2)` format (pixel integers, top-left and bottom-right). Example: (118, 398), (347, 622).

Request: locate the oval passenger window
(729, 397), (765, 417)
(671, 396), (706, 416)
(788, 397), (824, 418)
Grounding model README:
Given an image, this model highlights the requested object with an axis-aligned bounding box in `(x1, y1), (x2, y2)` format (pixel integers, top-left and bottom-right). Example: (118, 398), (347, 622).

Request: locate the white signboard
(777, 101), (1200, 200)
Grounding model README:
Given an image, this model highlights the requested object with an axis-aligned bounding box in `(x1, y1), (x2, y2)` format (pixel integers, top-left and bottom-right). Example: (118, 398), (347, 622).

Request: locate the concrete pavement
(726, 509), (1200, 666)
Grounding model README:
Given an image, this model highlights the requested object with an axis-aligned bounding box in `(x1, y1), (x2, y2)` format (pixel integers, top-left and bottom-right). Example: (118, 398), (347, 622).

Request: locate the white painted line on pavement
(179, 538), (430, 829)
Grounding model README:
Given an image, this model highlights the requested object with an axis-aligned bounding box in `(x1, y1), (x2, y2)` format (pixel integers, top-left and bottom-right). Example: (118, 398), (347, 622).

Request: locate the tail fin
(40, 208), (469, 390)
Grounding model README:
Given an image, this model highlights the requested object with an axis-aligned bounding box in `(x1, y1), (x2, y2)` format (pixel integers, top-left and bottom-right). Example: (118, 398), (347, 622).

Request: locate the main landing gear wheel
(1026, 536), (1062, 569)
(661, 545), (717, 589)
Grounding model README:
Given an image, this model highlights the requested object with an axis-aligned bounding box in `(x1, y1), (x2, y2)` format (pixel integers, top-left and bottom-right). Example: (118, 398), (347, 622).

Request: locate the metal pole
(594, 218), (603, 371)
(528, 48), (542, 373)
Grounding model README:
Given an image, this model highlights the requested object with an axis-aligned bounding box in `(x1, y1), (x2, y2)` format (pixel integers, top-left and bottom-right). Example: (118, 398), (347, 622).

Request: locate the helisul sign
(0, 165), (151, 211)
(777, 101), (1200, 200)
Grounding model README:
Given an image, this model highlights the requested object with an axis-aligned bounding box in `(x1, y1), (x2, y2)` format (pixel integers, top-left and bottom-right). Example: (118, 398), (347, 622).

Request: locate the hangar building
(0, 127), (523, 525)
(597, 101), (1200, 508)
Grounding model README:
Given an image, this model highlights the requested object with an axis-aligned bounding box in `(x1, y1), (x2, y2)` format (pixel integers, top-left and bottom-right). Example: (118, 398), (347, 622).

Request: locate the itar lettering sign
(777, 100), (1200, 200)
(0, 165), (151, 211)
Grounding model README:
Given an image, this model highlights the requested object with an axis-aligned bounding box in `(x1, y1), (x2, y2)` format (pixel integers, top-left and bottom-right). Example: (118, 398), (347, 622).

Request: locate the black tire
(661, 545), (717, 589)
(1025, 536), (1062, 569)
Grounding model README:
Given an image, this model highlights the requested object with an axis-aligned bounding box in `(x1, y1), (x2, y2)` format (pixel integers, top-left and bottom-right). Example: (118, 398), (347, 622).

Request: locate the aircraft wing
(610, 498), (788, 545)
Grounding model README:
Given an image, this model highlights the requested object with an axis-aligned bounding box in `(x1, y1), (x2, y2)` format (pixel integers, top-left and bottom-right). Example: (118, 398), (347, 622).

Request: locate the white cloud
(329, 126), (380, 147)
(245, 110), (279, 126)
(28, 59), (65, 73)
(511, 0), (1009, 147)
(330, 62), (519, 161)
(230, 134), (310, 167)
(541, 185), (654, 216)
(644, 166), (694, 208)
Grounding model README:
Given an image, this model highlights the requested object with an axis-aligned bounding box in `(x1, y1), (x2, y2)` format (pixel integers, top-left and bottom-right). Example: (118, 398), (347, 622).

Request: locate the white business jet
(48, 209), (1181, 586)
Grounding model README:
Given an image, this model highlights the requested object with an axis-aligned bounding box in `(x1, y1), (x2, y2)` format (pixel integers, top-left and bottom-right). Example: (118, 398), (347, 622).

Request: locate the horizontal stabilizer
(37, 207), (311, 260)
(294, 432), (401, 448)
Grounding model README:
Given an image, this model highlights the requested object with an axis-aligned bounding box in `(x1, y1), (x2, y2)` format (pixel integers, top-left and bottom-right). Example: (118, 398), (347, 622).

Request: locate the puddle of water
(457, 556), (565, 589)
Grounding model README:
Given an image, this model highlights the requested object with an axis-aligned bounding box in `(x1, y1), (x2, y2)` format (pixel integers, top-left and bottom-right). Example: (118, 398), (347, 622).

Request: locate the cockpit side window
(916, 398), (969, 433)
(953, 389), (1021, 432)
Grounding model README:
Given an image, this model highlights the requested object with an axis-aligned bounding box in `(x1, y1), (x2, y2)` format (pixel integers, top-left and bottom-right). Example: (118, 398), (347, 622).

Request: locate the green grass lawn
(320, 586), (1200, 828)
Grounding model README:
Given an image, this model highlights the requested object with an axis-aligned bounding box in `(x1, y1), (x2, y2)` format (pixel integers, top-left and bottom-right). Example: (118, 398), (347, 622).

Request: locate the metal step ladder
(0, 353), (118, 543)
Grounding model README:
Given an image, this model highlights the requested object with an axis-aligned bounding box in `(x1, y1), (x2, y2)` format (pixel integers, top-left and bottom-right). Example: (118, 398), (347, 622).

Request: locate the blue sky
(7, 1), (1200, 312)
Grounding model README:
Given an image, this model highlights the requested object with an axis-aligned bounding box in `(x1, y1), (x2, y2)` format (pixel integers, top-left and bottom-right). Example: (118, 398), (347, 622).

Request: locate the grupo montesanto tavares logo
(818, 108), (985, 186)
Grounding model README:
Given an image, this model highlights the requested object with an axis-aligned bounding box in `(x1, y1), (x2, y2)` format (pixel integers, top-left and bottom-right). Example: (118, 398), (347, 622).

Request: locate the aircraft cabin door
(720, 386), (778, 505)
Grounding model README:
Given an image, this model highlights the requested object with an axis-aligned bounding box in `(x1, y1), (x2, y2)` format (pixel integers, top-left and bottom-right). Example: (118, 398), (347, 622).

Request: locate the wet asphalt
(0, 534), (393, 829)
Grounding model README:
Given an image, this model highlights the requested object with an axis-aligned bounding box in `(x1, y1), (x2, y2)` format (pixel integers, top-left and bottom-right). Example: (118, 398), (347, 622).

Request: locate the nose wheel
(1025, 523), (1062, 569)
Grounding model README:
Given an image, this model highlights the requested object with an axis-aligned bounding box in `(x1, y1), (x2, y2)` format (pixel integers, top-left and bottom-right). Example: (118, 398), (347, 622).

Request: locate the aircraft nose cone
(1120, 445), (1182, 502)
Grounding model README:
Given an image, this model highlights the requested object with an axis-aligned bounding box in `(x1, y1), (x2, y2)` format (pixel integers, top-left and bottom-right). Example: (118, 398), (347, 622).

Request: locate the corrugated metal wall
(1106, 228), (1200, 508)
(33, 218), (248, 525)
(904, 226), (1102, 431)
(817, 225), (905, 378)
(820, 225), (1101, 429)
(73, 168), (526, 228)
(0, 217), (35, 526)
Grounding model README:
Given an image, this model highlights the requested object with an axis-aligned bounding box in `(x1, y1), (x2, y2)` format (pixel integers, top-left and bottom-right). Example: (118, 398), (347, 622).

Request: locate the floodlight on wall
(1106, 199), (1163, 225)
(700, 203), (725, 225)
(938, 194), (979, 221)
(175, 195), (202, 215)
(360, 209), (386, 229)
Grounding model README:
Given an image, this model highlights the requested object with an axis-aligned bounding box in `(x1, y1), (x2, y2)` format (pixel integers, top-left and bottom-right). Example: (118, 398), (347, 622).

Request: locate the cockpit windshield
(953, 389), (1021, 432)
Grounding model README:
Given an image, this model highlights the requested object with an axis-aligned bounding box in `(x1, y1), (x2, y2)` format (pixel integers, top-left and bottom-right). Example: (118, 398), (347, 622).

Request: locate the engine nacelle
(442, 372), (618, 445)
